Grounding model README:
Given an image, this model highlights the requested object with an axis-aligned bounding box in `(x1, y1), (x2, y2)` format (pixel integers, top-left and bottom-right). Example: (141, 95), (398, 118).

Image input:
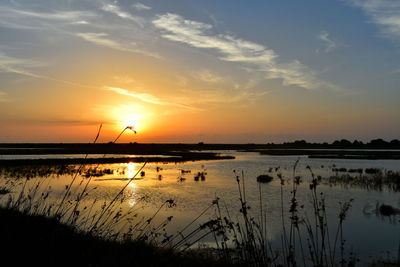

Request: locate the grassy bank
(0, 207), (229, 267)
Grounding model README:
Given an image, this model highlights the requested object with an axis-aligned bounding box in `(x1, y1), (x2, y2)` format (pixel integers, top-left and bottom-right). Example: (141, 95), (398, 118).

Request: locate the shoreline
(1, 143), (400, 161)
(0, 154), (235, 166)
(257, 149), (400, 160)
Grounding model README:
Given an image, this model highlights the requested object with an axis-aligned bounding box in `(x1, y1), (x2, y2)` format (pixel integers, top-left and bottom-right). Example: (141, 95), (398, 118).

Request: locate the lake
(1, 150), (399, 264)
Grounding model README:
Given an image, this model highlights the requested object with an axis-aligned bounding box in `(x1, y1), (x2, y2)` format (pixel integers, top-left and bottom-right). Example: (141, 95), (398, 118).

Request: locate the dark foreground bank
(0, 208), (230, 267)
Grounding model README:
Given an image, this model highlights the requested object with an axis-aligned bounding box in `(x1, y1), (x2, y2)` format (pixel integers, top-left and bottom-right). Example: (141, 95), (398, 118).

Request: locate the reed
(0, 124), (178, 244)
(1, 131), (394, 266)
(326, 170), (400, 192)
(168, 163), (357, 266)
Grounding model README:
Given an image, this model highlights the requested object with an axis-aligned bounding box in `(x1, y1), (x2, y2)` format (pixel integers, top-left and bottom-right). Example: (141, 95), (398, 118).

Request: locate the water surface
(1, 151), (399, 263)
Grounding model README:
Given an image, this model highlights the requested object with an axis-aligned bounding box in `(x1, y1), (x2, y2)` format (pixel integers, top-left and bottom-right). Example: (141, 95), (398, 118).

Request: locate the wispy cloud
(106, 86), (198, 110)
(390, 68), (400, 75)
(153, 13), (325, 90)
(348, 0), (400, 43)
(132, 3), (152, 11)
(174, 88), (271, 108)
(75, 32), (161, 58)
(2, 6), (95, 21)
(0, 52), (97, 89)
(317, 30), (340, 53)
(0, 117), (105, 126)
(107, 86), (160, 104)
(0, 52), (47, 78)
(191, 69), (224, 83)
(0, 5), (97, 25)
(76, 32), (125, 49)
(101, 2), (144, 25)
(112, 75), (136, 84)
(0, 2), (159, 59)
(70, 20), (90, 25)
(0, 91), (11, 103)
(0, 4), (98, 33)
(0, 52), (44, 68)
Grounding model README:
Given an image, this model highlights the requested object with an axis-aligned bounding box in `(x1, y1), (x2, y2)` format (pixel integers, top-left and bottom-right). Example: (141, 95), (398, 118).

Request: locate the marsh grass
(147, 162), (357, 266)
(0, 129), (396, 267)
(165, 163), (357, 266)
(0, 156), (361, 266)
(0, 165), (136, 240)
(0, 206), (228, 267)
(0, 125), (180, 246)
(326, 170), (400, 192)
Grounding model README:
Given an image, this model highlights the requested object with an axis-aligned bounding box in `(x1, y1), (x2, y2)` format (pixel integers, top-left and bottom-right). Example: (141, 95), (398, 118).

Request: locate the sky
(0, 0), (399, 143)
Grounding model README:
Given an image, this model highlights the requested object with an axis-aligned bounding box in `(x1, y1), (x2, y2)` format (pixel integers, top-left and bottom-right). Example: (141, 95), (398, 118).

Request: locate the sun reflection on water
(126, 162), (138, 206)
(127, 162), (135, 179)
(127, 182), (138, 207)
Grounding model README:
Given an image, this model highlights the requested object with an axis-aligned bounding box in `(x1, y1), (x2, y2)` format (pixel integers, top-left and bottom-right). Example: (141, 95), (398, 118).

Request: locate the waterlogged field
(1, 151), (399, 264)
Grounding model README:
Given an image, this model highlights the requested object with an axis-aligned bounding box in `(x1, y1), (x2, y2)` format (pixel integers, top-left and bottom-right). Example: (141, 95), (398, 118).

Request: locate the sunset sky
(0, 0), (399, 143)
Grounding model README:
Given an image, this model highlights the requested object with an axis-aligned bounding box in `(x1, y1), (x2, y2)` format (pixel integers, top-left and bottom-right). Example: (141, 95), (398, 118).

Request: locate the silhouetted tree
(353, 140), (364, 147)
(332, 139), (352, 147)
(390, 139), (400, 146)
(369, 139), (389, 148)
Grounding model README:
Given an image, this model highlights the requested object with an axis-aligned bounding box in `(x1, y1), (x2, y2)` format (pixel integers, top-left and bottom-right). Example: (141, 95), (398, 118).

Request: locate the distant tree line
(265, 138), (400, 149)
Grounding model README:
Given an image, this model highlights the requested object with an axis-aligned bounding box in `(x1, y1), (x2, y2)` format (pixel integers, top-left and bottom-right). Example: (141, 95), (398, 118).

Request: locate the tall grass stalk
(1, 136), (364, 267)
(55, 123), (102, 217)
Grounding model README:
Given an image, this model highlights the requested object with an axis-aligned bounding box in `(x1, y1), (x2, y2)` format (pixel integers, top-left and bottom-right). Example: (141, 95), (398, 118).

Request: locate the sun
(107, 104), (152, 134)
(121, 113), (142, 131)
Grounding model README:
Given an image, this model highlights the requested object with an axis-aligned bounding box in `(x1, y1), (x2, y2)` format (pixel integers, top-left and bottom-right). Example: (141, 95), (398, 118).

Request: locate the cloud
(153, 13), (324, 89)
(9, 8), (93, 21)
(132, 3), (152, 11)
(0, 3), (160, 59)
(317, 31), (340, 52)
(106, 86), (198, 110)
(0, 52), (99, 89)
(0, 91), (11, 103)
(70, 20), (90, 25)
(101, 2), (144, 25)
(0, 5), (97, 23)
(0, 52), (44, 68)
(112, 75), (136, 84)
(75, 32), (161, 58)
(0, 117), (105, 126)
(76, 32), (127, 50)
(348, 0), (400, 43)
(0, 52), (47, 78)
(0, 4), (97, 31)
(107, 86), (160, 104)
(191, 69), (224, 83)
